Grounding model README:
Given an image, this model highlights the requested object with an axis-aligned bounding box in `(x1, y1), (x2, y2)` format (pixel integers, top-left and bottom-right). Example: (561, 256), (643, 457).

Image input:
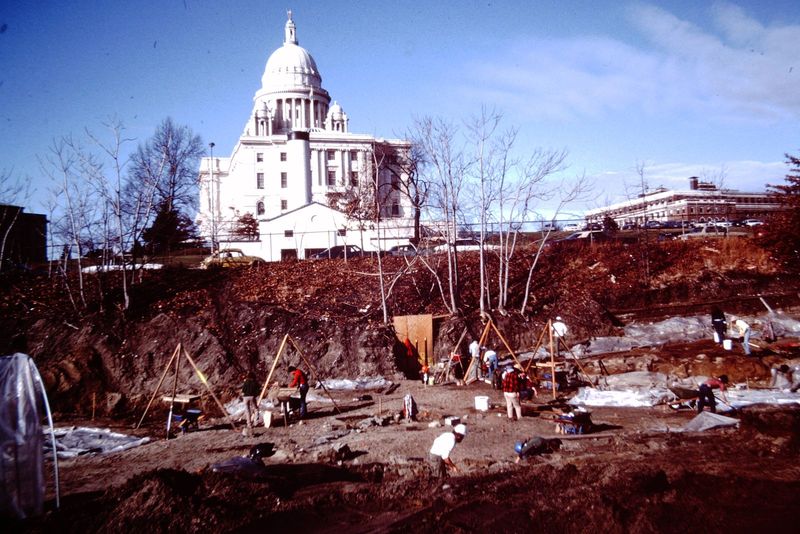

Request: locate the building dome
(261, 13), (322, 90)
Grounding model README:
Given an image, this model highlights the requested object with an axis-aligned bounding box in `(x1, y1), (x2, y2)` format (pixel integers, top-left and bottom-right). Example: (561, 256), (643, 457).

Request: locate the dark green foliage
(142, 201), (198, 256)
(759, 152), (800, 267)
(232, 212), (259, 241)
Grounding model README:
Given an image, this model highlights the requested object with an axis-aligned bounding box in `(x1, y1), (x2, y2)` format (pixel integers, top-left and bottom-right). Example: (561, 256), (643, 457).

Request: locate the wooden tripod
(256, 333), (341, 415)
(463, 318), (522, 383)
(136, 343), (237, 435)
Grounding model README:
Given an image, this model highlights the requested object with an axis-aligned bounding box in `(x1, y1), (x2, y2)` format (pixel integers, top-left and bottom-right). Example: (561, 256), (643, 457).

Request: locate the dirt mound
(2, 240), (799, 418)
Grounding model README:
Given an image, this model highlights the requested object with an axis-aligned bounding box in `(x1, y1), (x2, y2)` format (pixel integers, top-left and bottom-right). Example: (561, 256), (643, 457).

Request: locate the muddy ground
(19, 359), (800, 533)
(4, 239), (800, 531)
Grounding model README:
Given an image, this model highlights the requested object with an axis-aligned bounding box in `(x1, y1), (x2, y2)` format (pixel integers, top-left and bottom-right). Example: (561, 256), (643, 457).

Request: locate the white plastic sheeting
(0, 353), (59, 519)
(44, 427), (150, 459)
(725, 389), (800, 409)
(567, 313), (800, 357)
(318, 377), (392, 390)
(569, 387), (675, 408)
(679, 412), (739, 432)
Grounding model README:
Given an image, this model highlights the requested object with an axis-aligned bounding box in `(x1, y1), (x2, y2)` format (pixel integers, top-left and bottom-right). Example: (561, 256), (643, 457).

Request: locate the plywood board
(393, 314), (434, 365)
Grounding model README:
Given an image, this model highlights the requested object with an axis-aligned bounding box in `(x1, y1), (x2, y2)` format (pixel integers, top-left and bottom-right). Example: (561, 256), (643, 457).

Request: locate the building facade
(197, 12), (413, 261)
(0, 204), (47, 268)
(585, 177), (782, 226)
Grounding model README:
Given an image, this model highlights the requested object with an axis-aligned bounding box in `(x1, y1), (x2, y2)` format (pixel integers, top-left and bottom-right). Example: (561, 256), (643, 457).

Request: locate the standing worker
(287, 365), (309, 419)
(710, 307), (727, 344)
(429, 424), (467, 477)
(469, 339), (481, 380)
(730, 316), (752, 356)
(483, 348), (498, 384)
(552, 317), (568, 357)
(502, 365), (523, 421)
(241, 373), (259, 436)
(697, 375), (729, 413)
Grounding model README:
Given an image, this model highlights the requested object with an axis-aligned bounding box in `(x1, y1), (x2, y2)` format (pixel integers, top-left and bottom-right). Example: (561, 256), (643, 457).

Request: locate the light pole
(209, 142), (216, 254)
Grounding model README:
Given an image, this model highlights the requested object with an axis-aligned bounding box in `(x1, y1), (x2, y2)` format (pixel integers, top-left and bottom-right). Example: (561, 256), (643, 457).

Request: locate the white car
(562, 223), (582, 232)
(432, 239), (499, 252)
(743, 219), (763, 227)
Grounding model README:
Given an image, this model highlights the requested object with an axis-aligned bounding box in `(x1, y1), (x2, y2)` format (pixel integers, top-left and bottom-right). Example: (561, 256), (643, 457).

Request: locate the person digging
(429, 424), (467, 478)
(697, 374), (729, 413)
(287, 365), (309, 419)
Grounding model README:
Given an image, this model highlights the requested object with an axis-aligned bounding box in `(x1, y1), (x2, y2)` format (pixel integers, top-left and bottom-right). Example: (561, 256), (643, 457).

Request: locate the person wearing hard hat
(429, 424), (467, 477)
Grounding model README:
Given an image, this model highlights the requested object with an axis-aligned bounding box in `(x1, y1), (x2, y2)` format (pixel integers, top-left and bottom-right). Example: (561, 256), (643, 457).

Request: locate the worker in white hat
(552, 316), (568, 357)
(429, 424), (467, 477)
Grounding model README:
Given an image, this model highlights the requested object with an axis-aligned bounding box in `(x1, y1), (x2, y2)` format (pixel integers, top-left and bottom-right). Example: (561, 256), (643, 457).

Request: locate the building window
(281, 172), (287, 188)
(350, 150), (358, 162)
(280, 152), (287, 162)
(281, 199), (288, 210)
(327, 149), (335, 161)
(284, 230), (293, 237)
(256, 173), (264, 189)
(391, 203), (400, 217)
(327, 170), (336, 186)
(256, 152), (263, 162)
(350, 171), (358, 186)
(337, 228), (347, 237)
(256, 201), (265, 215)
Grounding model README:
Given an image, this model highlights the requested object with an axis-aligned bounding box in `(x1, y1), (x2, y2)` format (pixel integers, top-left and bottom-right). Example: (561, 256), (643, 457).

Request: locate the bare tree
(411, 116), (470, 314)
(0, 168), (30, 271)
(129, 118), (204, 215)
(41, 137), (98, 309)
(519, 172), (592, 315)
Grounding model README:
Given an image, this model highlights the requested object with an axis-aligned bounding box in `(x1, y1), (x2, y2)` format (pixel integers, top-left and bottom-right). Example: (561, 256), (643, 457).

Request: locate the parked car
(562, 223), (582, 232)
(743, 219), (763, 227)
(540, 222), (560, 232)
(644, 220), (662, 229)
(387, 244), (419, 257)
(583, 222), (603, 231)
(200, 249), (266, 268)
(550, 230), (608, 246)
(677, 226), (748, 240)
(309, 244), (367, 260)
(432, 239), (500, 252)
(621, 222), (637, 231)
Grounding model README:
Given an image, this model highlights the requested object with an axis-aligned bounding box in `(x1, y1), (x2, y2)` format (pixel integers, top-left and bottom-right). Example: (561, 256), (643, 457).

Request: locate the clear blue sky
(1, 0), (798, 218)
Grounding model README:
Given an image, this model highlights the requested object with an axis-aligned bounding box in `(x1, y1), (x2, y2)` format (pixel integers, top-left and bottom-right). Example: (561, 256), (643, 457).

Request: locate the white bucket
(263, 411), (273, 428)
(723, 339), (733, 350)
(474, 395), (490, 411)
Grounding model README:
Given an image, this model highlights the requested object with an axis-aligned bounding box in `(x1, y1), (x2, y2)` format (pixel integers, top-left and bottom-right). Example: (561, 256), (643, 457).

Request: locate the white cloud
(460, 2), (800, 122)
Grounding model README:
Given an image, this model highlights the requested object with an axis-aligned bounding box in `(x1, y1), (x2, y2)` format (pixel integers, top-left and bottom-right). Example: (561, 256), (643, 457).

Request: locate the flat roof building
(585, 177), (782, 226)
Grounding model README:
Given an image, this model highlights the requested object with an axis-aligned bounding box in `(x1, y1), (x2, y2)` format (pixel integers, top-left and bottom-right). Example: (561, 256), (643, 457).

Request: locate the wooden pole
(559, 337), (592, 385)
(165, 348), (182, 439)
(181, 347), (237, 431)
(549, 321), (556, 400)
(490, 320), (522, 368)
(257, 334), (289, 404)
(136, 344), (181, 429)
(289, 336), (342, 415)
(524, 324), (549, 374)
(91, 393), (96, 421)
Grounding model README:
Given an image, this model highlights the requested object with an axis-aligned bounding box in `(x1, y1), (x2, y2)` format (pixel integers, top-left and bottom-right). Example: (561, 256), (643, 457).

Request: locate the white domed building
(198, 12), (413, 261)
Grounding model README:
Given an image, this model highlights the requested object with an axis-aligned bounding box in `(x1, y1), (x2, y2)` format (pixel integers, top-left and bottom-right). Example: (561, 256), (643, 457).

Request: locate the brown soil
(4, 239), (800, 531)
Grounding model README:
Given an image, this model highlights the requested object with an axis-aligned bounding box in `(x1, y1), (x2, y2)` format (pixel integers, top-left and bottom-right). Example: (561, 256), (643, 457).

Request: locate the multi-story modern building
(585, 177), (782, 226)
(197, 12), (413, 261)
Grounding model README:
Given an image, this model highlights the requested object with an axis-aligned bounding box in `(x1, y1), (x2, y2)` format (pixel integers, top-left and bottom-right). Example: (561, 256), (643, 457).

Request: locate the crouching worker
(697, 375), (729, 413)
(429, 424), (467, 477)
(515, 436), (561, 464)
(210, 443), (275, 478)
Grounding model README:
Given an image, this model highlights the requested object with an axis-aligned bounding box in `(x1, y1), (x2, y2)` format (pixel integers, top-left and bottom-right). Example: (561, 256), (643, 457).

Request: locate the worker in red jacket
(287, 365), (309, 418)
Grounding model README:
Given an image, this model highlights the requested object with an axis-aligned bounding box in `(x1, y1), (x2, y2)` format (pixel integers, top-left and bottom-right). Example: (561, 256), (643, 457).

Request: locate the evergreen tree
(142, 201), (198, 256)
(232, 212), (259, 241)
(760, 152), (800, 267)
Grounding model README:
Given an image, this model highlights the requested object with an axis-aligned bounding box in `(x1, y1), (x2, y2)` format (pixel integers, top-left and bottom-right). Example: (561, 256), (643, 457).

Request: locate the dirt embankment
(1, 240), (798, 417)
